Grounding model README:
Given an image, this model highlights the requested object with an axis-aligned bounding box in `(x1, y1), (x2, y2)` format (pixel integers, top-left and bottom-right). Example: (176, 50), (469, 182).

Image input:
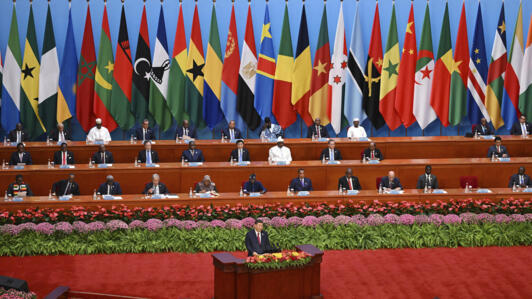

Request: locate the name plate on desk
(387, 190), (404, 195)
(150, 194), (163, 199)
(93, 140), (105, 145)
(145, 164), (159, 168)
(8, 142), (18, 147)
(58, 196), (72, 201)
(481, 135), (495, 140)
(327, 161), (341, 165)
(522, 188), (532, 193)
(165, 194), (179, 199)
(346, 190), (359, 195)
(476, 189), (492, 193)
(249, 192), (261, 197)
(97, 164), (112, 168)
(236, 161), (250, 166)
(316, 138), (328, 142)
(357, 137), (370, 142)
(59, 165), (75, 169)
(103, 195), (122, 200)
(197, 193), (212, 198)
(188, 162), (203, 167)
(12, 197), (24, 202)
(498, 157), (511, 162)
(431, 189), (447, 194)
(275, 161), (290, 166)
(367, 160), (380, 164)
(13, 165), (24, 170)
(297, 191), (310, 196)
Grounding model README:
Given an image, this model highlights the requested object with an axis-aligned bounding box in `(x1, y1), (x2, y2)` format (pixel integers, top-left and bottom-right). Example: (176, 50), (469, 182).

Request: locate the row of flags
(1, 2), (532, 140)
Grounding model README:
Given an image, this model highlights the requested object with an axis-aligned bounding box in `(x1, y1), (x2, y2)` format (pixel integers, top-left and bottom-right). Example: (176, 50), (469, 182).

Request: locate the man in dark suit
(473, 118), (494, 135)
(49, 123), (72, 142)
(363, 142), (383, 161)
(7, 174), (33, 197)
(135, 119), (156, 141)
(97, 175), (122, 195)
(53, 143), (75, 166)
(487, 136), (509, 158)
(52, 174), (80, 196)
(320, 139), (342, 161)
(289, 168), (313, 192)
(338, 168), (361, 191)
(245, 220), (273, 256)
(510, 115), (531, 136)
(142, 173), (169, 195)
(91, 144), (114, 164)
(8, 123), (29, 143)
(416, 165), (439, 189)
(137, 141), (159, 164)
(229, 140), (250, 162)
(381, 171), (403, 191)
(175, 120), (197, 139)
(9, 143), (32, 165)
(307, 118), (328, 138)
(222, 120), (243, 140)
(243, 174), (267, 194)
(508, 166), (532, 188)
(181, 141), (205, 162)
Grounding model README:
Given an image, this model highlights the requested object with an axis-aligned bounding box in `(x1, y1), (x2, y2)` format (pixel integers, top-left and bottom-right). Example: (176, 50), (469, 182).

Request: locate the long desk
(1, 189), (529, 212)
(0, 136), (530, 164)
(0, 158), (529, 196)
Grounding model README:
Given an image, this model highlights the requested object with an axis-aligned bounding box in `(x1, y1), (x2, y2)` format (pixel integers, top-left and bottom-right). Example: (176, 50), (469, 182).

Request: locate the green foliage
(247, 257), (312, 271)
(0, 223), (531, 257)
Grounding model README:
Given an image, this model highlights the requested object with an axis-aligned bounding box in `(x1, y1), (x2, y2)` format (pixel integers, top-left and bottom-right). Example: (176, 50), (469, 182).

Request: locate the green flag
(448, 3), (469, 126)
(167, 4), (188, 124)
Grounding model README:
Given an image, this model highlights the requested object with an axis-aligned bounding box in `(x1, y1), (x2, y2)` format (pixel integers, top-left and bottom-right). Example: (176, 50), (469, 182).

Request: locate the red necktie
(62, 152), (67, 165)
(257, 232), (261, 245)
(317, 126), (320, 138)
(371, 151), (375, 159)
(348, 178), (353, 190)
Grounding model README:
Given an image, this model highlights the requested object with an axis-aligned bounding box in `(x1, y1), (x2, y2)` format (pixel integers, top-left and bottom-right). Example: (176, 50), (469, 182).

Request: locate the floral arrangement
(0, 287), (36, 299)
(1, 198), (530, 225)
(245, 251), (312, 270)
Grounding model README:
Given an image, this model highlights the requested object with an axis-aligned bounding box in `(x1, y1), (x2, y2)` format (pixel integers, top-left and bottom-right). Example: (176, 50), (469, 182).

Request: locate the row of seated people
(6, 166), (531, 198)
(6, 114), (532, 145)
(6, 135), (512, 166)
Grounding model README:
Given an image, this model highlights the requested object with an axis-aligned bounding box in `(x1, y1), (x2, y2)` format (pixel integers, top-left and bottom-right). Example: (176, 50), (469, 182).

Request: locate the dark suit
(7, 183), (33, 197)
(363, 148), (383, 160)
(175, 126), (197, 139)
(142, 182), (169, 195)
(243, 181), (266, 194)
(338, 176), (361, 190)
(97, 182), (122, 195)
(53, 150), (75, 165)
(307, 125), (328, 138)
(320, 148), (342, 161)
(91, 151), (115, 164)
(135, 127), (156, 141)
(508, 174), (532, 188)
(381, 176), (403, 189)
(137, 150), (160, 163)
(229, 148), (250, 162)
(473, 124), (494, 135)
(289, 177), (313, 191)
(9, 151), (32, 165)
(416, 174), (439, 189)
(245, 229), (272, 256)
(487, 145), (509, 158)
(181, 149), (204, 162)
(222, 128), (243, 140)
(49, 129), (72, 142)
(8, 129), (29, 142)
(510, 122), (531, 135)
(52, 179), (80, 196)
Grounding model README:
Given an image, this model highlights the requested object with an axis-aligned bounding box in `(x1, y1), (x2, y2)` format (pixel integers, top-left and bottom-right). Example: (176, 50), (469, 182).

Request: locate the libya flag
(131, 5), (151, 124)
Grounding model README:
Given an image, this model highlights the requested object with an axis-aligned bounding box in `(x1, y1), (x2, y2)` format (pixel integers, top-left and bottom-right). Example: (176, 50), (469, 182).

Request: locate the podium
(212, 244), (323, 299)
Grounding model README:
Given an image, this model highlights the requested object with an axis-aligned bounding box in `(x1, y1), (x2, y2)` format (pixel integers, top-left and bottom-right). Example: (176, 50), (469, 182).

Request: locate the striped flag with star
(185, 5), (206, 129)
(448, 3), (469, 126)
(254, 4), (275, 121)
(203, 5), (224, 129)
(167, 3), (187, 125)
(519, 15), (532, 118)
(485, 4), (507, 129)
(57, 4), (77, 126)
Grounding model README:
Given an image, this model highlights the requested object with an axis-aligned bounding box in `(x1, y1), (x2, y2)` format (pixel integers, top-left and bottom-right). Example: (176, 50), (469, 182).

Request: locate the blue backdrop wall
(0, 0), (531, 140)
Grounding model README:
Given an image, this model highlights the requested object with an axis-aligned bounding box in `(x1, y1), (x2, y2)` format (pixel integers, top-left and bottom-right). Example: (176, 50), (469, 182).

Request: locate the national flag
(185, 5), (206, 128)
(110, 5), (135, 130)
(344, 3), (367, 125)
(430, 3), (452, 127)
(148, 6), (173, 132)
(76, 5), (97, 133)
(0, 52), (3, 104)
(131, 5), (151, 124)
(448, 3), (469, 126)
(1, 6), (22, 132)
(309, 6), (331, 124)
(57, 4), (77, 126)
(395, 4), (416, 128)
(519, 15), (532, 117)
(272, 5), (296, 129)
(379, 4), (402, 131)
(413, 3), (437, 130)
(328, 3), (348, 135)
(220, 4), (246, 132)
(203, 6), (224, 129)
(20, 5), (45, 139)
(467, 4), (490, 125)
(363, 4), (385, 129)
(236, 6), (261, 130)
(254, 4), (275, 121)
(502, 3), (524, 129)
(93, 6), (118, 131)
(485, 4), (507, 129)
(167, 3), (187, 125)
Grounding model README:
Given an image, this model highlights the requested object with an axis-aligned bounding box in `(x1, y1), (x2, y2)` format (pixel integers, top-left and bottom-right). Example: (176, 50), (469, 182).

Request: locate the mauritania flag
(20, 5), (45, 139)
(448, 3), (469, 126)
(57, 4), (77, 125)
(167, 3), (187, 125)
(519, 15), (532, 117)
(203, 6), (224, 129)
(185, 5), (206, 128)
(1, 6), (22, 132)
(131, 5), (151, 123)
(254, 4), (275, 121)
(149, 6), (173, 132)
(38, 4), (60, 133)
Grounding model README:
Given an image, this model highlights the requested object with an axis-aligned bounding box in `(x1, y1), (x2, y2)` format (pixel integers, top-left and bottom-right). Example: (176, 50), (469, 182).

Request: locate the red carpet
(1, 247), (531, 298)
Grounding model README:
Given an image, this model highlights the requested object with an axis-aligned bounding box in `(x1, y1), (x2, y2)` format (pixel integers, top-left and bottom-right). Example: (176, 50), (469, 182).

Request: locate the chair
(376, 177), (382, 189)
(471, 124), (477, 133)
(460, 176), (478, 188)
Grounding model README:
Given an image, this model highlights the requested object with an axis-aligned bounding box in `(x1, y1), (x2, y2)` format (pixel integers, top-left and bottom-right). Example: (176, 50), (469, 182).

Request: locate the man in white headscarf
(86, 118), (112, 143)
(347, 118), (367, 139)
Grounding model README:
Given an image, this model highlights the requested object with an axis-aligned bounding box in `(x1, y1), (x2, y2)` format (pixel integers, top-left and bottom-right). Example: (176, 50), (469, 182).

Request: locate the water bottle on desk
(512, 182), (517, 192)
(181, 156), (185, 166)
(4, 190), (8, 201)
(48, 189), (53, 200)
(134, 158), (138, 168)
(93, 189), (97, 200)
(239, 187), (243, 197)
(47, 159), (51, 169)
(424, 183), (428, 194)
(378, 183), (383, 194)
(130, 135), (134, 144)
(189, 187), (193, 197)
(3, 137), (7, 146)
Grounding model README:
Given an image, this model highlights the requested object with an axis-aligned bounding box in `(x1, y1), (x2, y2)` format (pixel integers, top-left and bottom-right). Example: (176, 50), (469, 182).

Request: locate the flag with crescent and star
(254, 4), (276, 121)
(448, 3), (469, 126)
(167, 3), (187, 125)
(131, 4), (152, 124)
(57, 3), (77, 127)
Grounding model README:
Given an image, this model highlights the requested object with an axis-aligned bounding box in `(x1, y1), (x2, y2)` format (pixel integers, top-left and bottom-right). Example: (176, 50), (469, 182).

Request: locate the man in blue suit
(380, 171), (403, 191)
(97, 175), (122, 195)
(222, 120), (243, 140)
(289, 168), (313, 192)
(243, 174), (266, 194)
(487, 136), (509, 158)
(508, 167), (532, 188)
(181, 141), (204, 162)
(245, 220), (273, 256)
(175, 120), (197, 140)
(135, 119), (156, 141)
(9, 143), (32, 165)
